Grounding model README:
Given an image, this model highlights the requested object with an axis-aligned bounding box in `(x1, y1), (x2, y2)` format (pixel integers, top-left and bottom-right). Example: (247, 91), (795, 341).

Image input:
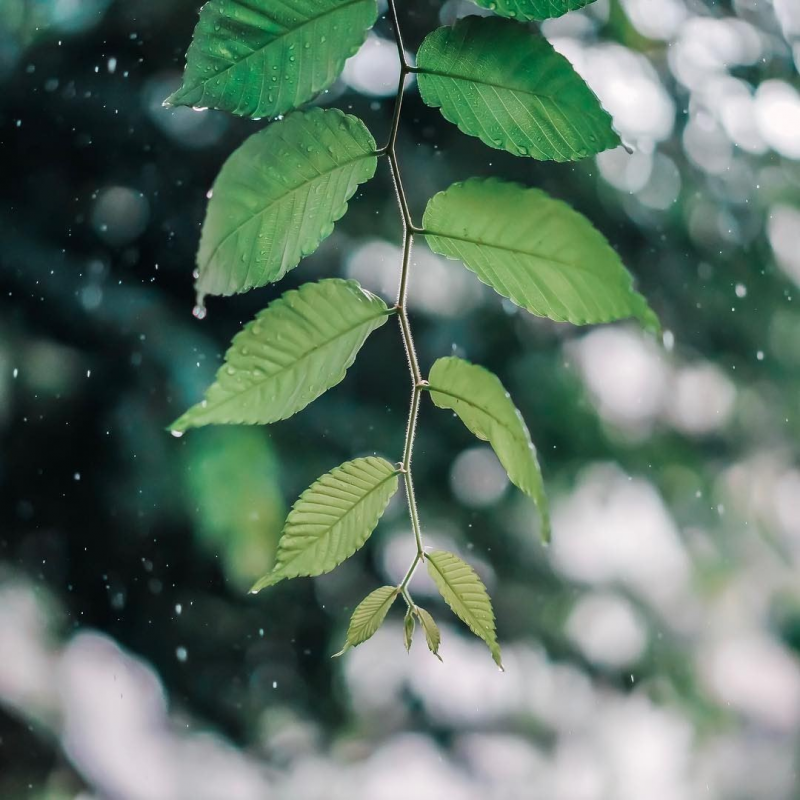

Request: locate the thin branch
(385, 0), (426, 605)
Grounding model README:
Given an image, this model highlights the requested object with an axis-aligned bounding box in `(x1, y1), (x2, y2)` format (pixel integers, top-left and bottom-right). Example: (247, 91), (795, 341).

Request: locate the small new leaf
(416, 16), (618, 161)
(196, 108), (377, 297)
(423, 177), (658, 330)
(428, 356), (550, 541)
(403, 607), (415, 653)
(468, 0), (596, 21)
(426, 551), (502, 668)
(167, 0), (378, 119)
(334, 586), (398, 656)
(251, 457), (399, 591)
(415, 606), (443, 662)
(170, 279), (390, 431)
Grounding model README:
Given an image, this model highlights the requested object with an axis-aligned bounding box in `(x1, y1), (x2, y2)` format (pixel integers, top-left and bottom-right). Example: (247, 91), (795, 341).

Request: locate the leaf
(427, 356), (550, 541)
(166, 0), (378, 119)
(334, 586), (398, 656)
(415, 606), (442, 661)
(171, 279), (390, 432)
(251, 457), (399, 591)
(468, 0), (596, 21)
(403, 607), (415, 653)
(416, 16), (618, 161)
(196, 108), (377, 297)
(183, 428), (285, 588)
(425, 550), (502, 668)
(423, 177), (658, 330)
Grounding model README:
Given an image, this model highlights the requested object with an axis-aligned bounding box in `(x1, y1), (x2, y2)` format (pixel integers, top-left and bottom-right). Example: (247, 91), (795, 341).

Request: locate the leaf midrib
(416, 66), (606, 124)
(423, 227), (625, 284)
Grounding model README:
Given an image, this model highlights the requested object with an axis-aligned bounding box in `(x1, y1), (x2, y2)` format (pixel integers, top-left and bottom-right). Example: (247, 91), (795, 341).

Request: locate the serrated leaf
(334, 586), (398, 656)
(468, 0), (595, 21)
(166, 0), (378, 119)
(428, 356), (550, 541)
(403, 607), (415, 652)
(171, 279), (390, 431)
(196, 108), (377, 297)
(423, 177), (658, 330)
(416, 16), (618, 161)
(415, 606), (442, 661)
(425, 550), (502, 668)
(251, 457), (399, 591)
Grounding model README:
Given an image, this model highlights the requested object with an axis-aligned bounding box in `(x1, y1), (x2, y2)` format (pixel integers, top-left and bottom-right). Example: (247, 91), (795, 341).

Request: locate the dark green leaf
(416, 16), (618, 161)
(423, 177), (658, 330)
(171, 279), (390, 432)
(166, 0), (378, 119)
(425, 550), (503, 668)
(403, 607), (415, 652)
(251, 457), (399, 591)
(428, 356), (549, 541)
(196, 108), (377, 297)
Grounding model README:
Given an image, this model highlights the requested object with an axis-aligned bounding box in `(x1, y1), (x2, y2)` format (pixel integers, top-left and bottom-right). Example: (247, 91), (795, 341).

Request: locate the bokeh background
(2, 0), (800, 797)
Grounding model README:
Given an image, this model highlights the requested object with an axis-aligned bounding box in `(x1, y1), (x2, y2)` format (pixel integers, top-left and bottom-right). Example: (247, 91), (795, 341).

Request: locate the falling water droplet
(192, 304), (207, 320)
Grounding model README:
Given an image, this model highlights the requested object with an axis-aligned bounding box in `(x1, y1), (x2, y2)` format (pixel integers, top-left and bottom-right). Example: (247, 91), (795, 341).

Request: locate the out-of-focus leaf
(183, 428), (284, 588)
(416, 16), (619, 161)
(428, 356), (550, 541)
(423, 177), (658, 330)
(196, 109), (377, 297)
(334, 585), (398, 656)
(415, 606), (443, 661)
(251, 457), (399, 591)
(166, 0), (377, 119)
(171, 279), (390, 432)
(426, 550), (503, 668)
(468, 0), (595, 21)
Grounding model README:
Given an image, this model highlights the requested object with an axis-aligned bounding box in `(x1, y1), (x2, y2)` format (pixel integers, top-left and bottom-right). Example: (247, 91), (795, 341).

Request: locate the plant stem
(384, 0), (425, 606)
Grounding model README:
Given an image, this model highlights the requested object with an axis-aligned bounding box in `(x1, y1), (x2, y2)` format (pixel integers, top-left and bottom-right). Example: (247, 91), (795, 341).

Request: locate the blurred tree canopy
(2, 0), (800, 797)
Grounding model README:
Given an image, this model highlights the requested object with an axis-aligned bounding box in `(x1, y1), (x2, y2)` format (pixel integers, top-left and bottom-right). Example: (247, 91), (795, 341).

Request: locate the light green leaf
(196, 108), (377, 297)
(415, 606), (442, 661)
(166, 0), (377, 119)
(403, 607), (415, 653)
(468, 0), (596, 21)
(425, 550), (503, 669)
(423, 177), (658, 330)
(334, 586), (398, 656)
(427, 356), (550, 541)
(416, 16), (618, 161)
(251, 457), (399, 592)
(171, 279), (390, 432)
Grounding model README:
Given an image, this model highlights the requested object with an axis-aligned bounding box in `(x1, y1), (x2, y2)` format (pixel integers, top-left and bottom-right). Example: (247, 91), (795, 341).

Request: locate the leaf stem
(386, 0), (425, 607)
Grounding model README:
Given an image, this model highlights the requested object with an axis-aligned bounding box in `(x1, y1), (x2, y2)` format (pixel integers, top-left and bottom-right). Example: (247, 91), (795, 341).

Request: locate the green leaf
(196, 108), (377, 297)
(468, 0), (596, 21)
(423, 177), (658, 330)
(334, 586), (398, 656)
(403, 607), (415, 653)
(166, 0), (378, 119)
(416, 16), (618, 161)
(427, 356), (550, 541)
(425, 550), (503, 669)
(251, 457), (399, 592)
(415, 606), (442, 661)
(171, 279), (390, 432)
